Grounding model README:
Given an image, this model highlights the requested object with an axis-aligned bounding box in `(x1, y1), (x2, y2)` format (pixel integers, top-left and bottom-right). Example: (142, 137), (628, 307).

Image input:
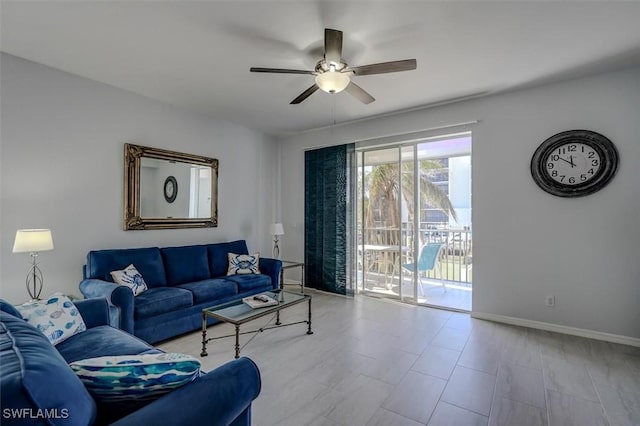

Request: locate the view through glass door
(356, 133), (472, 311)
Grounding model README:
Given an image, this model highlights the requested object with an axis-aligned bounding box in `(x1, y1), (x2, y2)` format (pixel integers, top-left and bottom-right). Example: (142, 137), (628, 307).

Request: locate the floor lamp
(12, 229), (54, 301)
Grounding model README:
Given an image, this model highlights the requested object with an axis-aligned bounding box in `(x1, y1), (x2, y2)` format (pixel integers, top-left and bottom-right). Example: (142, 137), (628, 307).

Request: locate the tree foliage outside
(363, 159), (457, 229)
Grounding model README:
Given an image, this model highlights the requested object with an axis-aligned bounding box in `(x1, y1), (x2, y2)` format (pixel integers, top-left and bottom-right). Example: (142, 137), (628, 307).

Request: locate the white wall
(279, 67), (640, 339)
(0, 53), (278, 303)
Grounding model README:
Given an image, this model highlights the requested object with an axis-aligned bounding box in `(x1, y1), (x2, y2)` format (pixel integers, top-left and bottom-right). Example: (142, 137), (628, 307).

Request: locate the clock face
(531, 130), (618, 198)
(544, 142), (602, 186)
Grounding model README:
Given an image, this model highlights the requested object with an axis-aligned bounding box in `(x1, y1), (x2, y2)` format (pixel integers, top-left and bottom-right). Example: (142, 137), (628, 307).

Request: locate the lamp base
(273, 237), (280, 259)
(26, 253), (43, 301)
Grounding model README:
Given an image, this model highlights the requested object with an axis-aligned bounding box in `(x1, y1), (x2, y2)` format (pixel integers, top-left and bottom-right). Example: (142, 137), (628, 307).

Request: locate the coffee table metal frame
(200, 290), (312, 359)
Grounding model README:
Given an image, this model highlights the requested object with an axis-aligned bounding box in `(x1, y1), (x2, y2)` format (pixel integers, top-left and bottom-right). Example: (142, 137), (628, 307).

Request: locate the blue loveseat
(79, 240), (282, 343)
(0, 298), (261, 425)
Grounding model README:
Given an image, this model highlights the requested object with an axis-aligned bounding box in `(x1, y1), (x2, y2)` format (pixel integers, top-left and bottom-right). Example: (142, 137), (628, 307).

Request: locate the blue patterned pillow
(70, 353), (201, 402)
(110, 264), (148, 296)
(16, 293), (87, 345)
(227, 252), (260, 275)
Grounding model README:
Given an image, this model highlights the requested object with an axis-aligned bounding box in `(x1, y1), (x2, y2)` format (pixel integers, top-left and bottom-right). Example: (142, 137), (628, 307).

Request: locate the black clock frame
(163, 176), (178, 203)
(530, 130), (618, 198)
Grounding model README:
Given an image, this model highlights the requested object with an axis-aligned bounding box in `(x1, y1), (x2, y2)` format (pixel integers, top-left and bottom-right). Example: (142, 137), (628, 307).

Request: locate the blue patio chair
(402, 243), (445, 295)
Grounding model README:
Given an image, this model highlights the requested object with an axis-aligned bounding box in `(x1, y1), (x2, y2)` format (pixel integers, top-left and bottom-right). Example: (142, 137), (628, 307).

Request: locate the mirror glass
(139, 158), (212, 219)
(124, 143), (218, 230)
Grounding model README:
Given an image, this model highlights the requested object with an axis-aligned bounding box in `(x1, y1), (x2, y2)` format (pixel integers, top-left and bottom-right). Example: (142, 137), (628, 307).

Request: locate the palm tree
(364, 159), (457, 230)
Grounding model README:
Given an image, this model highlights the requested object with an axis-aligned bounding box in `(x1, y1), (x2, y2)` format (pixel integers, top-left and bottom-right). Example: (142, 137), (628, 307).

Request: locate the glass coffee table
(200, 290), (312, 359)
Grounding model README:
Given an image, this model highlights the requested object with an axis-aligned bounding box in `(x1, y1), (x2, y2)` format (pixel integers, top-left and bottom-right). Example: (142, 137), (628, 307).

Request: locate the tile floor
(158, 290), (640, 426)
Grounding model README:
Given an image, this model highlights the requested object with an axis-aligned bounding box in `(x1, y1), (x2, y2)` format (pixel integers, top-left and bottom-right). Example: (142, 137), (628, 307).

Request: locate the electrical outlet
(545, 295), (555, 307)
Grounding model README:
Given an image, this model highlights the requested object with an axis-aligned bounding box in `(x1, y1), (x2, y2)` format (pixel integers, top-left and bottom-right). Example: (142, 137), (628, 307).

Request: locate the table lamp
(270, 223), (284, 258)
(12, 229), (54, 301)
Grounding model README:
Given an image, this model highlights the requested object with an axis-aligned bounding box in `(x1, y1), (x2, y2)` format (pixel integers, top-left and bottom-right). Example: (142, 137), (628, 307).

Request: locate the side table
(280, 260), (305, 293)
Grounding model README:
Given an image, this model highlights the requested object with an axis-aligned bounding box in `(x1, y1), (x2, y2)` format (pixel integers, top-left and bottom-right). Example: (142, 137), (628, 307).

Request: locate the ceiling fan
(250, 28), (417, 105)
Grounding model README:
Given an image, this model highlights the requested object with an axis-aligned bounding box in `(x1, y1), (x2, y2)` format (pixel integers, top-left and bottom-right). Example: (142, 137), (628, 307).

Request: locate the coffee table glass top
(203, 290), (310, 325)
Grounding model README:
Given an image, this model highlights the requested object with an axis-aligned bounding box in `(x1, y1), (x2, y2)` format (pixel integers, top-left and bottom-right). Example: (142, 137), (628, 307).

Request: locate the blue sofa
(79, 240), (282, 343)
(0, 298), (261, 426)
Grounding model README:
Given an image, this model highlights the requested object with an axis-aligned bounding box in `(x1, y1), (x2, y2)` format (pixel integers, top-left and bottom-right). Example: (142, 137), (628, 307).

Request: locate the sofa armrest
(112, 357), (261, 426)
(0, 299), (23, 318)
(79, 279), (134, 334)
(259, 258), (282, 289)
(74, 298), (110, 328)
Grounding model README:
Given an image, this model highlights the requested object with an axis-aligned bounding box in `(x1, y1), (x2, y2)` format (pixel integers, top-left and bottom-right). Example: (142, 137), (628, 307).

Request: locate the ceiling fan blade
(290, 84), (320, 104)
(324, 28), (343, 66)
(250, 67), (315, 75)
(345, 81), (375, 104)
(350, 59), (417, 76)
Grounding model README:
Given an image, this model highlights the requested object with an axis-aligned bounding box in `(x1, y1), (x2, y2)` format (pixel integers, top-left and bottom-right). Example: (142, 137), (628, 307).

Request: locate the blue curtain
(305, 144), (355, 295)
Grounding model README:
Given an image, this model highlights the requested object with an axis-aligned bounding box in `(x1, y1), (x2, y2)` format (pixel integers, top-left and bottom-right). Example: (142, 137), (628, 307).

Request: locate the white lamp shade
(315, 71), (350, 94)
(12, 229), (54, 253)
(270, 223), (284, 236)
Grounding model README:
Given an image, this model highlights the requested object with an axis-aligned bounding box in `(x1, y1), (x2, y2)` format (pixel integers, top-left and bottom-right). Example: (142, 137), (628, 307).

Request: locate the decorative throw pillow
(110, 264), (148, 296)
(70, 353), (201, 402)
(227, 253), (260, 275)
(16, 293), (87, 345)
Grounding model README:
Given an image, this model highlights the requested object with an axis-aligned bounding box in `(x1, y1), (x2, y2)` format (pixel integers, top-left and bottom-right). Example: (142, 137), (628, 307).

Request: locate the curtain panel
(304, 144), (355, 295)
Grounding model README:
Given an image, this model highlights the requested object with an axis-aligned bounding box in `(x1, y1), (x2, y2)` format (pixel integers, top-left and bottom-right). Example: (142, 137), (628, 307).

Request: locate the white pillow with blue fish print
(110, 264), (148, 296)
(70, 353), (201, 403)
(16, 292), (87, 345)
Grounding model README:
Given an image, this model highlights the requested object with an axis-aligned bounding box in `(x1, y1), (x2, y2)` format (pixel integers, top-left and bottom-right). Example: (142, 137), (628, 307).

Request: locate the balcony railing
(357, 224), (472, 285)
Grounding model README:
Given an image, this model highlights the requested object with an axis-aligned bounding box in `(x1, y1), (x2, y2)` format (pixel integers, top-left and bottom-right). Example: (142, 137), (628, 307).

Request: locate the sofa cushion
(16, 293), (87, 346)
(177, 279), (238, 304)
(70, 353), (200, 403)
(226, 274), (272, 292)
(0, 312), (96, 425)
(161, 245), (210, 285)
(86, 247), (167, 288)
(57, 325), (160, 364)
(134, 287), (193, 319)
(207, 240), (249, 277)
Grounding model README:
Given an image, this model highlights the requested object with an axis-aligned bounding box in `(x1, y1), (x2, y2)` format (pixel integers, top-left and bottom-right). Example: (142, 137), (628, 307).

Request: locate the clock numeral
(551, 170), (558, 177)
(588, 151), (595, 158)
(588, 168), (594, 175)
(559, 175), (566, 182)
(568, 177), (576, 184)
(580, 174), (587, 181)
(568, 144), (577, 152)
(592, 159), (599, 166)
(547, 163), (554, 169)
(551, 154), (560, 161)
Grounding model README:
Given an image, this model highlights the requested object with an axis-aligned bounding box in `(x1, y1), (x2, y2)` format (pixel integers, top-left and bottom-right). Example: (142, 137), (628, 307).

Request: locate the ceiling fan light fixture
(315, 71), (350, 94)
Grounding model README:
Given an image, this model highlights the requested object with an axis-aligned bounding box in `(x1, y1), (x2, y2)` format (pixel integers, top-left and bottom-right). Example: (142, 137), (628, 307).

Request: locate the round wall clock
(163, 176), (178, 203)
(530, 130), (618, 198)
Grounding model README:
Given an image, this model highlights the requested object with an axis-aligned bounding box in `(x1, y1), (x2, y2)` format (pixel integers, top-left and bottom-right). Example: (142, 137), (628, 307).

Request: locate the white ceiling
(2, 1), (640, 136)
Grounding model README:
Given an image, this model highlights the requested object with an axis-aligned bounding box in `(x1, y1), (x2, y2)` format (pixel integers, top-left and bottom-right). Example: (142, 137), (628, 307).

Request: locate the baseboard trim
(471, 311), (640, 347)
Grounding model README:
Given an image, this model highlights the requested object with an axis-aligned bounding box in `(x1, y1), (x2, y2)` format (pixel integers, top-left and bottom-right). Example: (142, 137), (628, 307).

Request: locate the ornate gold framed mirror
(124, 143), (218, 230)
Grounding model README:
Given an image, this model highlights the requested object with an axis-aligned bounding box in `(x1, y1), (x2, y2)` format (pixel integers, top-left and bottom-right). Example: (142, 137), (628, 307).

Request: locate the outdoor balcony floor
(360, 275), (472, 312)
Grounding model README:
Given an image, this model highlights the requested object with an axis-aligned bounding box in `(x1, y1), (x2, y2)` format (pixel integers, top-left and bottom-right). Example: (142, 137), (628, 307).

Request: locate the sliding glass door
(356, 133), (472, 311)
(357, 147), (410, 299)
